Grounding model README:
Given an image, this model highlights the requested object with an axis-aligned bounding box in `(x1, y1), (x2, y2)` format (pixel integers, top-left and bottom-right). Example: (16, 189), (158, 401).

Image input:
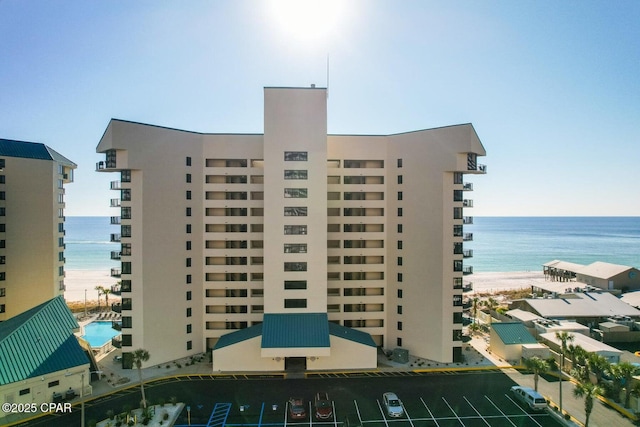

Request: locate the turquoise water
(82, 321), (121, 347)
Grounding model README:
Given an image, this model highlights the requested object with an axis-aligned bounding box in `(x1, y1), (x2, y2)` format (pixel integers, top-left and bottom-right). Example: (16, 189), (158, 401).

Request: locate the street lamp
(66, 369), (102, 427)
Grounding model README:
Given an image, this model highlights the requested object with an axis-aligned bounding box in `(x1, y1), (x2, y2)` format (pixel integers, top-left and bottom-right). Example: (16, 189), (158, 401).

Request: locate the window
(186, 241), (191, 250)
(454, 260), (463, 271)
(19, 388), (30, 396)
(397, 224), (403, 233)
(397, 257), (403, 266)
(186, 157), (192, 166)
(285, 280), (307, 290)
(186, 258), (191, 267)
(284, 244), (307, 253)
(186, 173), (192, 183)
(453, 295), (463, 306)
(453, 312), (463, 324)
(284, 170), (308, 179)
(397, 289), (403, 298)
(186, 224), (192, 234)
(397, 191), (403, 201)
(186, 207), (192, 217)
(397, 338), (402, 347)
(187, 324), (192, 334)
(453, 330), (462, 341)
(122, 316), (132, 328)
(397, 240), (403, 250)
(397, 305), (403, 314)
(454, 172), (463, 184)
(284, 262), (307, 272)
(121, 170), (131, 182)
(398, 207), (403, 217)
(122, 335), (132, 346)
(0, 176), (4, 184)
(397, 273), (403, 282)
(186, 308), (192, 317)
(397, 158), (403, 168)
(0, 304), (4, 313)
(0, 288), (5, 297)
(284, 225), (307, 235)
(454, 207), (463, 219)
(121, 206), (132, 219)
(285, 299), (307, 308)
(186, 291), (192, 300)
(121, 189), (131, 201)
(397, 175), (403, 184)
(186, 274), (192, 284)
(284, 207), (307, 216)
(122, 262), (132, 274)
(284, 151), (307, 161)
(453, 190), (463, 202)
(186, 190), (191, 200)
(0, 208), (5, 216)
(397, 322), (403, 331)
(284, 188), (307, 198)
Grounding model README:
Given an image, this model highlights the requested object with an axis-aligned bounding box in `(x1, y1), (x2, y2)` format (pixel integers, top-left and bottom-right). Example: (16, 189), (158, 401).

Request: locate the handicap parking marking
(462, 397), (490, 427)
(484, 396), (517, 427)
(503, 394), (543, 427)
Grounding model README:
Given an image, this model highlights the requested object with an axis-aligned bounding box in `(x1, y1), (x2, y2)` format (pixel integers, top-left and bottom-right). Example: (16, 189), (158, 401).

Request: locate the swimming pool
(81, 321), (121, 348)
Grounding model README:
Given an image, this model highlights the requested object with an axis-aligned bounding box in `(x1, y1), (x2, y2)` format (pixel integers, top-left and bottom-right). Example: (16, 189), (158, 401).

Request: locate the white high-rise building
(0, 139), (76, 321)
(96, 87), (486, 370)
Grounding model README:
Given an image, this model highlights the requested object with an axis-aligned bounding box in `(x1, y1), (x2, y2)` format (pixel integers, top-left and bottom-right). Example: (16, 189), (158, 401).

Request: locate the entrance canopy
(261, 313), (331, 357)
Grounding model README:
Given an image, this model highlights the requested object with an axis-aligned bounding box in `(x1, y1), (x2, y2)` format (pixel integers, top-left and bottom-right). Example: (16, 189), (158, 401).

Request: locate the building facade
(0, 139), (76, 321)
(96, 87), (486, 370)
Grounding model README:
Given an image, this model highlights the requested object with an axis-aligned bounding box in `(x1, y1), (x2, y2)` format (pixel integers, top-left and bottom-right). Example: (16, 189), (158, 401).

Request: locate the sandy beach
(64, 270), (121, 303)
(469, 270), (547, 294)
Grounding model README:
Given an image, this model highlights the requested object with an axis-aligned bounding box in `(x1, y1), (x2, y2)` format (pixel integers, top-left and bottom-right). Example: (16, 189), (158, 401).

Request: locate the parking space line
(284, 401), (288, 427)
(484, 396), (517, 427)
(463, 397), (490, 426)
(353, 400), (363, 424)
(441, 397), (464, 426)
(258, 402), (265, 427)
(332, 401), (338, 427)
(401, 404), (415, 427)
(375, 400), (390, 427)
(419, 397), (440, 427)
(309, 401), (313, 427)
(504, 394), (543, 427)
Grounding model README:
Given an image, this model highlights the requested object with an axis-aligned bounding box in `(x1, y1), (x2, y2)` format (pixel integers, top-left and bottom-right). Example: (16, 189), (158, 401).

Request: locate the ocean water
(65, 216), (119, 270)
(63, 216), (640, 272)
(466, 217), (640, 272)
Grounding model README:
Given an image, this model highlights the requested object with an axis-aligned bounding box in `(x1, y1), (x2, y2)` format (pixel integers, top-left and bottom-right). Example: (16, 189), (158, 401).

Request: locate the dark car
(288, 397), (307, 420)
(314, 392), (333, 420)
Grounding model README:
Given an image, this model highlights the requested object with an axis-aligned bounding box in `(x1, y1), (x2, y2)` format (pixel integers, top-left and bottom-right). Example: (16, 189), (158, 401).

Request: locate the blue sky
(1, 1), (638, 216)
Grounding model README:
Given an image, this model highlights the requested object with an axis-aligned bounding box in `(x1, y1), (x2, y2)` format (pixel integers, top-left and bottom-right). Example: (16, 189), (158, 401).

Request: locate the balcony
(463, 233), (473, 241)
(110, 251), (121, 260)
(110, 233), (121, 242)
(463, 266), (473, 275)
(463, 199), (473, 208)
(110, 216), (121, 225)
(96, 160), (117, 171)
(110, 198), (121, 207)
(111, 268), (121, 278)
(110, 181), (122, 190)
(463, 216), (473, 225)
(463, 249), (473, 258)
(462, 182), (473, 191)
(463, 282), (473, 292)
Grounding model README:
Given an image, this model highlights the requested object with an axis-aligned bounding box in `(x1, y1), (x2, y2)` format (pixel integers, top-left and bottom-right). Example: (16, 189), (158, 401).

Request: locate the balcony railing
(463, 233), (473, 241)
(463, 199), (473, 208)
(110, 181), (122, 190)
(110, 251), (121, 260)
(463, 182), (473, 191)
(110, 216), (121, 225)
(110, 268), (121, 278)
(463, 216), (473, 225)
(110, 198), (121, 207)
(463, 266), (473, 275)
(110, 233), (121, 242)
(463, 282), (473, 292)
(463, 249), (473, 258)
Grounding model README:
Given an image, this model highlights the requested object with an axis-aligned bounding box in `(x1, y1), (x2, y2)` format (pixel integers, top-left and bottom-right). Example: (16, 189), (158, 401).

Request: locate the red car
(288, 397), (307, 420)
(314, 392), (333, 420)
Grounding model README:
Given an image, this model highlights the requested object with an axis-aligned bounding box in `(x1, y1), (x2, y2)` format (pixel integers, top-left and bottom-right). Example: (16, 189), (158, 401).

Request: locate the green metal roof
(0, 138), (76, 167)
(213, 324), (263, 350)
(491, 322), (537, 345)
(328, 322), (377, 347)
(0, 296), (89, 385)
(262, 313), (330, 348)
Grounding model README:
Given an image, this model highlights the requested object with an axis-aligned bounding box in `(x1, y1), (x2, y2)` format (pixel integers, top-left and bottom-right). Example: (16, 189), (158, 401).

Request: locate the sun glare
(267, 0), (346, 44)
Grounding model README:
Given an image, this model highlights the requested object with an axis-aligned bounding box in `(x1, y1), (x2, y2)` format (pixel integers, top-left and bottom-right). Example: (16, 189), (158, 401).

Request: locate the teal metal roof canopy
(262, 313), (330, 348)
(491, 322), (537, 345)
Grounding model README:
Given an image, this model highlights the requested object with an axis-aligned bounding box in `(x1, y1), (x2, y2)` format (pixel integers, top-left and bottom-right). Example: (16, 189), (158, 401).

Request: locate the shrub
(564, 413), (571, 420)
(163, 410), (169, 420)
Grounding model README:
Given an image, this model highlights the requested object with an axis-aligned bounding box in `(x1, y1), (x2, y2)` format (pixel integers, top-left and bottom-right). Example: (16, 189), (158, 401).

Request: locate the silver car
(382, 392), (404, 418)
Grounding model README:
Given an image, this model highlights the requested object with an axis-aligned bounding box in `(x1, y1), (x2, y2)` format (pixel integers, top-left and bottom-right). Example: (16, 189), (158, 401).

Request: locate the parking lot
(171, 377), (560, 427)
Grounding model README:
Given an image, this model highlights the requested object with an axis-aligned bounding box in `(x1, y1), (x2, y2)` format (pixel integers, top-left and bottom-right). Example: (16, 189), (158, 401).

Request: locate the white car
(510, 386), (547, 411)
(382, 392), (404, 418)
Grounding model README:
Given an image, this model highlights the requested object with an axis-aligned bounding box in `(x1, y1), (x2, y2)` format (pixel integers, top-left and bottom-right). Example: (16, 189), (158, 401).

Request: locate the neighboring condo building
(0, 139), (76, 321)
(96, 87), (486, 370)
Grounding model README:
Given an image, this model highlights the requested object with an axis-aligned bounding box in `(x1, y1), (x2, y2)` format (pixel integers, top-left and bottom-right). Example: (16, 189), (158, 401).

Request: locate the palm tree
(614, 361), (637, 407)
(471, 297), (480, 325)
(94, 285), (104, 313)
(587, 353), (610, 385)
(524, 356), (549, 392)
(103, 288), (111, 313)
(132, 349), (150, 409)
(573, 382), (603, 427)
(482, 297), (498, 324)
(555, 331), (575, 371)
